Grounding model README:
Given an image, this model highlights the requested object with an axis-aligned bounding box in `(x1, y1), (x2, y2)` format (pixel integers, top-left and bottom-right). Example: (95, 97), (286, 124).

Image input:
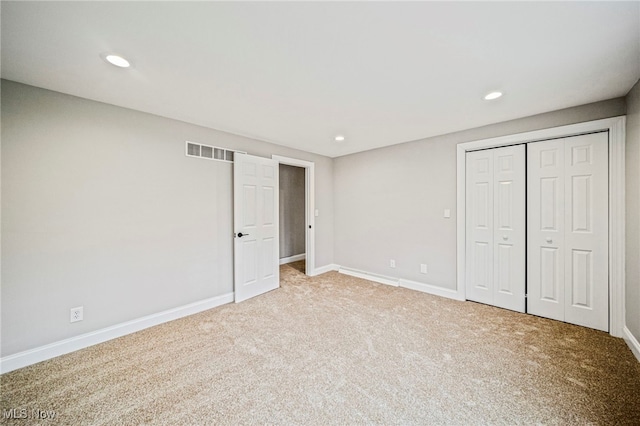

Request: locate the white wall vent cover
(185, 141), (246, 163)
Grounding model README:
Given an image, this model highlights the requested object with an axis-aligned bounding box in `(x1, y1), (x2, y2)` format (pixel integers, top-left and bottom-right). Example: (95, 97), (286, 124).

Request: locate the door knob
(502, 235), (508, 240)
(546, 237), (552, 243)
(236, 232), (249, 238)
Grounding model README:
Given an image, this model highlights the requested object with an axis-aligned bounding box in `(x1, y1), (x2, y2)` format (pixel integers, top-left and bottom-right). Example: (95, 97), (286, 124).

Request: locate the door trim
(272, 155), (315, 276)
(456, 116), (626, 337)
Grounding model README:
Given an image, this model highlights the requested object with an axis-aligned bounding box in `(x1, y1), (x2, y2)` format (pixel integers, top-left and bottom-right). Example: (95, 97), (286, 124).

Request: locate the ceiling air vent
(185, 141), (246, 163)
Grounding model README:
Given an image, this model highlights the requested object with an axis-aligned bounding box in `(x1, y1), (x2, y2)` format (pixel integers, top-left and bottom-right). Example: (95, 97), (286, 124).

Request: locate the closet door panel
(528, 132), (608, 331)
(528, 141), (565, 321)
(563, 132), (608, 332)
(493, 145), (526, 312)
(466, 150), (494, 305)
(466, 146), (525, 312)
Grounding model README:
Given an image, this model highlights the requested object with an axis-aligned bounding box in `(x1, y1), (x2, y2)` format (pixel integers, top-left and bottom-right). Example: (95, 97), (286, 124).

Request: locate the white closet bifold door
(527, 132), (609, 332)
(466, 145), (526, 313)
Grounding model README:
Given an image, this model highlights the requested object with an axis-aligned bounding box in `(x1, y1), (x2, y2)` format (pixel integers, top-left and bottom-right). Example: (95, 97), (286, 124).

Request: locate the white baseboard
(623, 326), (640, 362)
(279, 253), (306, 265)
(338, 267), (399, 287)
(399, 278), (464, 301)
(0, 292), (234, 374)
(337, 266), (462, 301)
(309, 263), (339, 276)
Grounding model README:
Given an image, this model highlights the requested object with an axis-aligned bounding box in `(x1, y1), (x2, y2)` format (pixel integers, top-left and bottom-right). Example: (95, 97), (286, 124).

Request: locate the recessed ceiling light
(484, 91), (503, 100)
(105, 54), (131, 68)
(334, 135), (345, 142)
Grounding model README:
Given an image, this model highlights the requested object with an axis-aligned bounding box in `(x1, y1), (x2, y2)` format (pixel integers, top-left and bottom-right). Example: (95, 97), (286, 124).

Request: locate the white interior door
(466, 149), (494, 306)
(466, 145), (525, 312)
(234, 153), (279, 303)
(527, 132), (608, 331)
(527, 140), (565, 322)
(493, 146), (526, 312)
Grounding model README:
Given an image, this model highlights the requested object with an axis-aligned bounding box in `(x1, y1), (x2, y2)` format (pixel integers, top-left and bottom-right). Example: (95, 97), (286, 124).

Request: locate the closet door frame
(456, 116), (626, 338)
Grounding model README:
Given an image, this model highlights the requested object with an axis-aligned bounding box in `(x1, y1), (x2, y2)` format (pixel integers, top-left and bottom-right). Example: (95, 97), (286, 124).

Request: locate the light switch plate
(444, 209), (451, 218)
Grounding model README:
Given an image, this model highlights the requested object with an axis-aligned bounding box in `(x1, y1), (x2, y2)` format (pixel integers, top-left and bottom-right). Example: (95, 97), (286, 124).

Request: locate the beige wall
(279, 164), (306, 259)
(334, 98), (626, 290)
(1, 80), (334, 356)
(626, 79), (640, 341)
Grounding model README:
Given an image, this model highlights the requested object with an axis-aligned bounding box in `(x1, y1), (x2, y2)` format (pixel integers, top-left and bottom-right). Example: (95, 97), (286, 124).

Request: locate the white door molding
(456, 116), (626, 337)
(272, 155), (315, 276)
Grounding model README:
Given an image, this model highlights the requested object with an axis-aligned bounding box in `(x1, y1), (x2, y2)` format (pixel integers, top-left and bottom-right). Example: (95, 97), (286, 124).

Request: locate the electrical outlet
(390, 259), (396, 268)
(420, 264), (428, 274)
(70, 306), (83, 323)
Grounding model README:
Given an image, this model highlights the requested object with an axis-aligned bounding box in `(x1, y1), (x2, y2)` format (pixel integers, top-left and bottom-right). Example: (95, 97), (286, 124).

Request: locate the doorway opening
(279, 164), (306, 272)
(272, 155), (315, 276)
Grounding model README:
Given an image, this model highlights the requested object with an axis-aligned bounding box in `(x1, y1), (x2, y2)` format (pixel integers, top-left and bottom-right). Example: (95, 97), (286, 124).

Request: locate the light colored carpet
(1, 261), (639, 425)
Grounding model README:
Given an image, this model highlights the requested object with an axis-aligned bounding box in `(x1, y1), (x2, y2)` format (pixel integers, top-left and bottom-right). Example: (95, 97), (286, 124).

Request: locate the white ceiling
(2, 2), (639, 158)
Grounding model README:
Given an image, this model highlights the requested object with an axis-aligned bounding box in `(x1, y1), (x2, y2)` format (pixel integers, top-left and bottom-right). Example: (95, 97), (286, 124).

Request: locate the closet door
(527, 132), (608, 331)
(527, 140), (565, 322)
(466, 145), (525, 312)
(493, 147), (526, 312)
(466, 150), (494, 306)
